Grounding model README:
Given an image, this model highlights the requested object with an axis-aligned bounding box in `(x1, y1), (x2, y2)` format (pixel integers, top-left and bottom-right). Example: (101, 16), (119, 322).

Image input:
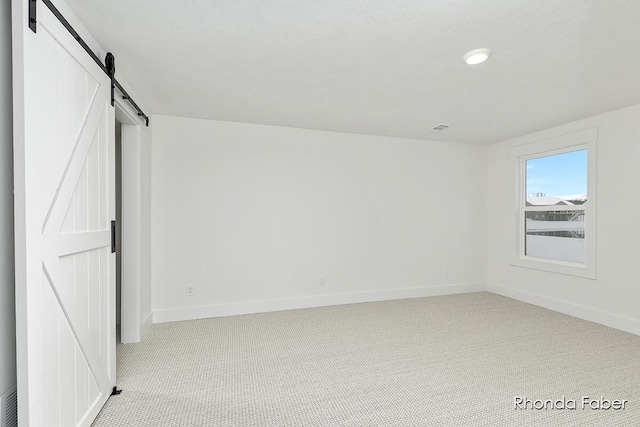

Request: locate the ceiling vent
(431, 124), (452, 132)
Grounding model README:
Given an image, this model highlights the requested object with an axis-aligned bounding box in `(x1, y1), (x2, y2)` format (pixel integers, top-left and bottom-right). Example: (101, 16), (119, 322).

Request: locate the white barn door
(13, 2), (116, 426)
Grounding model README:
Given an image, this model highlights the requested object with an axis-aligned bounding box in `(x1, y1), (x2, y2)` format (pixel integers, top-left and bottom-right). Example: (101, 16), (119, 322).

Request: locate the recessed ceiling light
(463, 48), (491, 65)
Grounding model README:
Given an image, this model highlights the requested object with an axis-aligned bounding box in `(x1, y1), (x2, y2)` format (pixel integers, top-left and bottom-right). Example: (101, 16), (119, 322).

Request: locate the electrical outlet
(319, 276), (326, 287)
(185, 285), (195, 296)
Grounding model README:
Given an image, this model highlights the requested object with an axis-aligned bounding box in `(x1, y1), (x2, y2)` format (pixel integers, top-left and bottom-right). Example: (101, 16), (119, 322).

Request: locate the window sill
(510, 256), (596, 280)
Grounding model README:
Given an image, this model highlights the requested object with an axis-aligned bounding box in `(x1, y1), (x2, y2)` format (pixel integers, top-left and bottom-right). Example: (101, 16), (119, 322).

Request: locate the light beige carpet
(92, 292), (640, 426)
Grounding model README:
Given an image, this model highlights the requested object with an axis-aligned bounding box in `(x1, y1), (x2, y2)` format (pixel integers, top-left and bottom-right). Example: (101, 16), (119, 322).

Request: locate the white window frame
(509, 128), (597, 279)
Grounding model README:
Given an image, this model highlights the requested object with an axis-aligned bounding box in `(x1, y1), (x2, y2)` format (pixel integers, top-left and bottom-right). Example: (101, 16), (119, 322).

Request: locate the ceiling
(65, 0), (640, 144)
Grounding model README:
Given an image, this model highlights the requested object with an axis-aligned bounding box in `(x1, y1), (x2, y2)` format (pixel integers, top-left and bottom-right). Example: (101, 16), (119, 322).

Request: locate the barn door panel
(14, 3), (116, 426)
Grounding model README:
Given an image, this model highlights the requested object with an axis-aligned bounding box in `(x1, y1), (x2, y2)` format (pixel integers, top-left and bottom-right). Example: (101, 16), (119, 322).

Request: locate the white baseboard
(141, 311), (153, 338)
(486, 283), (640, 336)
(151, 282), (640, 336)
(152, 283), (484, 324)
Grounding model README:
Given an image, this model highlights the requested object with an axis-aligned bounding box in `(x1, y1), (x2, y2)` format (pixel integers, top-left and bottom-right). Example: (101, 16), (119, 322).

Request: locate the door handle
(111, 220), (117, 253)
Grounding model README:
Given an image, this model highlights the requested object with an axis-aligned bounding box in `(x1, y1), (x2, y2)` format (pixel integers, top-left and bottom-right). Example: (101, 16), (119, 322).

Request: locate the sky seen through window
(526, 149), (587, 200)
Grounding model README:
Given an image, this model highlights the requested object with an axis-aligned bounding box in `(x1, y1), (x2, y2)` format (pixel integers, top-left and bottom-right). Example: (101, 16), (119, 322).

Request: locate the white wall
(487, 103), (640, 334)
(151, 116), (487, 322)
(1, 0), (16, 397)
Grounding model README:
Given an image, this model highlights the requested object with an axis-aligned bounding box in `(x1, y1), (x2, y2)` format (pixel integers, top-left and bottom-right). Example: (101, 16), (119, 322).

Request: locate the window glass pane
(526, 149), (587, 207)
(525, 210), (585, 263)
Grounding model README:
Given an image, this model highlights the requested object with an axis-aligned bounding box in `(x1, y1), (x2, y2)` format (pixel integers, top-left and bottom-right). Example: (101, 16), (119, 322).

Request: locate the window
(509, 129), (597, 279)
(524, 149), (586, 263)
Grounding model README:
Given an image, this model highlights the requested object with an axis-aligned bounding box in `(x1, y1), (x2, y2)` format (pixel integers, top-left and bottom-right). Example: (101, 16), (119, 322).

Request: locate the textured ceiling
(64, 0), (640, 144)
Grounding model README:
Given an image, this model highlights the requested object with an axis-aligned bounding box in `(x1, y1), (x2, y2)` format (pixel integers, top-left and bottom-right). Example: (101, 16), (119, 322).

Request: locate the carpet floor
(92, 292), (640, 426)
